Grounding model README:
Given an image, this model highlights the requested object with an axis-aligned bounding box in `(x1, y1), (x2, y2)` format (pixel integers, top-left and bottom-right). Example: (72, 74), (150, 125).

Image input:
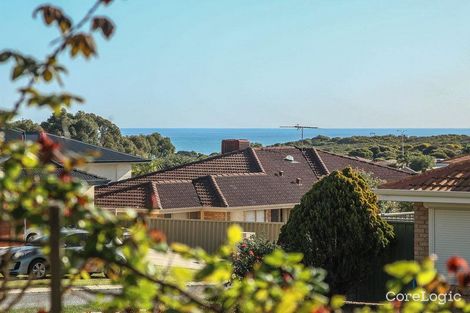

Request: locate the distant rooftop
(4, 128), (148, 164)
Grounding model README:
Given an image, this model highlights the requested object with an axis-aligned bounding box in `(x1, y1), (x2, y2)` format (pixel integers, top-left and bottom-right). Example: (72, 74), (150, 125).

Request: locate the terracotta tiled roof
(95, 146), (412, 209)
(380, 158), (470, 191)
(443, 154), (470, 164)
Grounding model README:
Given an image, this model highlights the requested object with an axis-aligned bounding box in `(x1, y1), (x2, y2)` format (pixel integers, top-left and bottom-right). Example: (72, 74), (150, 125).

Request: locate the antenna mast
(280, 124), (318, 141)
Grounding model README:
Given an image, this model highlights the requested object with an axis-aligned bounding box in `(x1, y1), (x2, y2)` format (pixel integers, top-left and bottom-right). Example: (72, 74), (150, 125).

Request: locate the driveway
(147, 249), (203, 270)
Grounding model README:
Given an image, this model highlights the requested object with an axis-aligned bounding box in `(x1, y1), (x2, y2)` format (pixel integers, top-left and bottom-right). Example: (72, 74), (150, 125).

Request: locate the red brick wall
(414, 202), (429, 261)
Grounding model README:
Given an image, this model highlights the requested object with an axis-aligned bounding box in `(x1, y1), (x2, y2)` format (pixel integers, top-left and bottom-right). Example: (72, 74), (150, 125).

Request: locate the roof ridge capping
(208, 175), (229, 207)
(247, 147), (265, 173)
(301, 147), (330, 178)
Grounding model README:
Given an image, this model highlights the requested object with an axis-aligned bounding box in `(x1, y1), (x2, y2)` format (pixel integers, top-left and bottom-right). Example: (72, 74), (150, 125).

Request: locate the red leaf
(447, 256), (469, 273)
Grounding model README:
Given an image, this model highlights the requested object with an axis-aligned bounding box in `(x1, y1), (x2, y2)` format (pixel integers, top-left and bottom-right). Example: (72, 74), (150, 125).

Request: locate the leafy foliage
(278, 167), (395, 294)
(408, 155), (436, 172)
(4, 2), (470, 313)
(232, 236), (277, 279)
(274, 134), (470, 167)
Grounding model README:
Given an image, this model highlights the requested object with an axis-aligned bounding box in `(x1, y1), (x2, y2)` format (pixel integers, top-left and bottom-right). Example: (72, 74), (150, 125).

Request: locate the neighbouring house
(0, 128), (148, 242)
(376, 158), (470, 274)
(4, 128), (148, 182)
(95, 139), (413, 222)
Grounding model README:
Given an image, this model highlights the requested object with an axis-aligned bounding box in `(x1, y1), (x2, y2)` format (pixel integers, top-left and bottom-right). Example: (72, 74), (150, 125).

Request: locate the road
(1, 250), (204, 310)
(2, 284), (206, 310)
(1, 286), (119, 310)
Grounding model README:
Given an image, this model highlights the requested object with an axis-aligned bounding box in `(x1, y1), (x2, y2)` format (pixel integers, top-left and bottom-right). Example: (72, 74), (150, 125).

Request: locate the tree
(39, 109), (176, 159)
(278, 167), (394, 294)
(9, 118), (41, 131)
(348, 148), (373, 159)
(409, 155), (435, 172)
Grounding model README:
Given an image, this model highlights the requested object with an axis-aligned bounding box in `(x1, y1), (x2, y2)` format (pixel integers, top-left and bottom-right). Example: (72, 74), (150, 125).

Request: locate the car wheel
(29, 259), (47, 279)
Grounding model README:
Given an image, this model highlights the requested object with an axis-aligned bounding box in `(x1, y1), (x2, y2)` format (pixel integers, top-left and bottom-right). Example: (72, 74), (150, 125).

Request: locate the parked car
(0, 229), (124, 279)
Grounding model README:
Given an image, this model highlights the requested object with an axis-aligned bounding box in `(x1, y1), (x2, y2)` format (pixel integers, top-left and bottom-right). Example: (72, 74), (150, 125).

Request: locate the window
(64, 233), (87, 248)
(188, 212), (201, 219)
(271, 209), (283, 222)
(256, 210), (265, 222)
(163, 214), (172, 219)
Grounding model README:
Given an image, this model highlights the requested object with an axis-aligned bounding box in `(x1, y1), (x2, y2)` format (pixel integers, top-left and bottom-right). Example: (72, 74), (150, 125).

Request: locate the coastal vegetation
(273, 134), (470, 171)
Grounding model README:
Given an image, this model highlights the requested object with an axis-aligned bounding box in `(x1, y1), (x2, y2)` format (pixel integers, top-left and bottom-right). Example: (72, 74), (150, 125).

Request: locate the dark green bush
(278, 167), (394, 294)
(348, 148), (373, 159)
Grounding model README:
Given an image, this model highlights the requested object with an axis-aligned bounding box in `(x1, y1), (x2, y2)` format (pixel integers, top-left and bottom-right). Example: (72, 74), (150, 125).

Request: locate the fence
(348, 220), (414, 301)
(149, 217), (414, 302)
(148, 218), (283, 253)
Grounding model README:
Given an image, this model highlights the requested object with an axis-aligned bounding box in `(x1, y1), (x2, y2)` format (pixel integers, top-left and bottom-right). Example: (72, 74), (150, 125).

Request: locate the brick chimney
(221, 139), (250, 154)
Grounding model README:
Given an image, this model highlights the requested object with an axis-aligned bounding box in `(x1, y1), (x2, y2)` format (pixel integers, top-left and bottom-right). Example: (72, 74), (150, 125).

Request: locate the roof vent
(296, 178), (302, 185)
(284, 155), (298, 163)
(284, 155), (294, 161)
(279, 170), (284, 177)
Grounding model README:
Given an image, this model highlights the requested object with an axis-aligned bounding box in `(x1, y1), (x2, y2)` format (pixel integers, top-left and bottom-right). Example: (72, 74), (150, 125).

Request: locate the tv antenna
(280, 124), (318, 140)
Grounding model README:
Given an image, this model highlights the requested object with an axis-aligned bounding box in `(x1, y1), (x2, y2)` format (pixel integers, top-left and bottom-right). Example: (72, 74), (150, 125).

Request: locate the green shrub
(278, 167), (394, 294)
(409, 155), (435, 172)
(348, 148), (373, 159)
(232, 236), (277, 279)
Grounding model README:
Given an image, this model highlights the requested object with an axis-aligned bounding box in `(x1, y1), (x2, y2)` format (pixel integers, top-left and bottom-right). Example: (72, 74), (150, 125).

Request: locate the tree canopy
(10, 110), (181, 163)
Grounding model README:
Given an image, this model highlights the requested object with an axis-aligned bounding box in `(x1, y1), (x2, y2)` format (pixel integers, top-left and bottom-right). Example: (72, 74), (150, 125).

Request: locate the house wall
(203, 211), (227, 220)
(78, 163), (132, 182)
(414, 202), (428, 261)
(230, 211), (244, 221)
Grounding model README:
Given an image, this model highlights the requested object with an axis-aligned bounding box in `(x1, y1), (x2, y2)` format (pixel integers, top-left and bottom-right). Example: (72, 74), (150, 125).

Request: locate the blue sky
(2, 0), (470, 128)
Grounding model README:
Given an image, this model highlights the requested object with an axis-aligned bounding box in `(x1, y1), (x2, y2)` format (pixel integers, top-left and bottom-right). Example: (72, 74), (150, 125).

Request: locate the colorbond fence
(348, 220), (415, 301)
(148, 218), (283, 253)
(148, 218), (414, 302)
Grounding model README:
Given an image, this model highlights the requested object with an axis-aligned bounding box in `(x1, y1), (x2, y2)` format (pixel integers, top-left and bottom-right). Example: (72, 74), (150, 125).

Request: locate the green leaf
(171, 242), (190, 253)
(330, 295), (345, 309)
(227, 224), (242, 245)
(264, 249), (284, 267)
(384, 260), (420, 278)
(416, 270), (436, 286)
(21, 151), (38, 167)
(286, 252), (303, 263)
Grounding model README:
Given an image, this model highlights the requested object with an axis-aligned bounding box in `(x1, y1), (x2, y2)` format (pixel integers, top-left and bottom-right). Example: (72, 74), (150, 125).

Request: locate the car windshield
(26, 232), (88, 247)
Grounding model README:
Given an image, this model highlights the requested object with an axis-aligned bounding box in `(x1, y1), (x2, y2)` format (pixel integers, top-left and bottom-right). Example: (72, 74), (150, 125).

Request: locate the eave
(375, 188), (470, 204)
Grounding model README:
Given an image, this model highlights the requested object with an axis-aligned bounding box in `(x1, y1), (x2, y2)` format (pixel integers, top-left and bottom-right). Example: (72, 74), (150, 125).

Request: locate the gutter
(104, 203), (299, 214)
(374, 188), (470, 204)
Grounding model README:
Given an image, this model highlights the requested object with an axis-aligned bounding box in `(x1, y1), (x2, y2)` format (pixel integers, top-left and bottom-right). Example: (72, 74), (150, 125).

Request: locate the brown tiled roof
(380, 159), (470, 192)
(316, 150), (415, 182)
(443, 154), (470, 164)
(95, 146), (412, 209)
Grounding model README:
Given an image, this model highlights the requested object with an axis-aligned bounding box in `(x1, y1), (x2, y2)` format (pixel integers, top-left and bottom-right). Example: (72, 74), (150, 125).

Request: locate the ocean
(121, 128), (470, 155)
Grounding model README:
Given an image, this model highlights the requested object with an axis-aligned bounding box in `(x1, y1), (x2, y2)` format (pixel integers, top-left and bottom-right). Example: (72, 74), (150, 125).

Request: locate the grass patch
(11, 304), (104, 313)
(4, 277), (111, 289)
